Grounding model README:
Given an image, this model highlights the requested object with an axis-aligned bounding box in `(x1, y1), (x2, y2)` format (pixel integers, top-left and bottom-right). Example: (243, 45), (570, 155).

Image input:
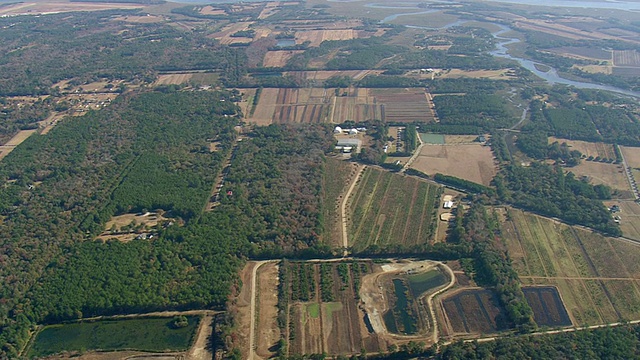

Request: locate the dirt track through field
(342, 166), (365, 256)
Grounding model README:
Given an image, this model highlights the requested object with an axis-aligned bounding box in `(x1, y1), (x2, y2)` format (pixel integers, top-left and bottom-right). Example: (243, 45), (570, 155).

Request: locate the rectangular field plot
(347, 167), (441, 252)
(250, 88), (333, 124)
(410, 144), (497, 186)
(441, 289), (510, 334)
(502, 208), (640, 325)
(522, 287), (572, 327)
(613, 50), (640, 67)
(281, 261), (382, 356)
(372, 88), (437, 123)
(29, 316), (200, 357)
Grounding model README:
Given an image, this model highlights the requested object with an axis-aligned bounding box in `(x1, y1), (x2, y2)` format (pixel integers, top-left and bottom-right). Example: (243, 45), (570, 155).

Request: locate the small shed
(334, 126), (343, 134)
(443, 201), (454, 209)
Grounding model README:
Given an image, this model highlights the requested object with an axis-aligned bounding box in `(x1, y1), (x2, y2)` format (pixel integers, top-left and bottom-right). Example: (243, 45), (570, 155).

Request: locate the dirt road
(401, 128), (424, 172)
(248, 260), (275, 360)
(341, 165), (365, 256)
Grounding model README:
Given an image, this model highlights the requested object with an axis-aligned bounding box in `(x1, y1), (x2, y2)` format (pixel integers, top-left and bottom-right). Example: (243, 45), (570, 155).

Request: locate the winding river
(373, 2), (640, 98)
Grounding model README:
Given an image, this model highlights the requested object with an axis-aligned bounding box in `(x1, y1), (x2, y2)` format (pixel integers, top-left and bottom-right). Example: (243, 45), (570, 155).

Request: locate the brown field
(440, 289), (509, 335)
(502, 208), (640, 326)
(256, 262), (280, 358)
(249, 88), (332, 124)
(410, 144), (497, 186)
(209, 22), (255, 44)
(0, 1), (145, 16)
(443, 135), (481, 145)
(613, 50), (640, 67)
(199, 5), (226, 16)
(549, 137), (617, 159)
(262, 51), (303, 67)
(522, 286), (572, 327)
(296, 29), (357, 47)
(372, 88), (436, 123)
(0, 130), (37, 160)
(621, 146), (640, 168)
(248, 88), (279, 125)
(513, 18), (640, 45)
(284, 70), (382, 81)
(435, 68), (516, 80)
(154, 73), (194, 86)
(332, 88), (381, 123)
(569, 161), (632, 195)
(428, 45), (452, 51)
(284, 261), (383, 356)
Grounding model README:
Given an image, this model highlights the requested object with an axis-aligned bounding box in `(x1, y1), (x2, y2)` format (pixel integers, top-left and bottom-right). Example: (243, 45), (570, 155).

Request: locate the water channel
(375, 2), (640, 98)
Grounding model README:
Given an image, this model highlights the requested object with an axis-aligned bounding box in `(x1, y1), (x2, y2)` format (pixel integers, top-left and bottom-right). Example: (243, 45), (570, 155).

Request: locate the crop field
(613, 67), (640, 77)
(332, 88), (382, 123)
(248, 88), (279, 125)
(522, 287), (572, 327)
(154, 73), (193, 85)
(280, 261), (383, 356)
(410, 144), (497, 186)
(263, 50), (303, 67)
(548, 46), (612, 60)
(296, 29), (357, 47)
(347, 167), (441, 252)
(613, 50), (640, 67)
(249, 88), (332, 124)
(440, 289), (509, 335)
(322, 159), (360, 247)
(502, 208), (640, 325)
(29, 316), (200, 357)
(372, 88), (437, 123)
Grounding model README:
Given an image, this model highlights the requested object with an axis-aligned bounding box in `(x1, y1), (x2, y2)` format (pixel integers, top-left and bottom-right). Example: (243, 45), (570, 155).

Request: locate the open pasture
(569, 161), (632, 195)
(154, 73), (193, 86)
(410, 143), (497, 186)
(0, 1), (146, 16)
(604, 200), (640, 241)
(621, 145), (640, 168)
(550, 138), (617, 160)
(502, 208), (640, 326)
(281, 261), (383, 356)
(347, 167), (441, 253)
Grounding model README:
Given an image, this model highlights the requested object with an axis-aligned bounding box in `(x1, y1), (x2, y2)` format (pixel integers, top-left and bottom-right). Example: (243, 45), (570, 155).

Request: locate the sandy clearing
(550, 138), (617, 159)
(154, 73), (194, 86)
(199, 5), (226, 15)
(410, 144), (497, 186)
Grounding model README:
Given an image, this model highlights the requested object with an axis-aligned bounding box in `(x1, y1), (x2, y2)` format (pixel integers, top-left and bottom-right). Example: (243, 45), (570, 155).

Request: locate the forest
(0, 91), (241, 356)
(0, 11), (245, 96)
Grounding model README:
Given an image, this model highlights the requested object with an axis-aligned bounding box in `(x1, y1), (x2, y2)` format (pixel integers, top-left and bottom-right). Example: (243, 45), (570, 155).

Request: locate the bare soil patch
(96, 212), (171, 242)
(248, 88), (279, 125)
(296, 29), (356, 47)
(0, 1), (145, 16)
(410, 144), (497, 186)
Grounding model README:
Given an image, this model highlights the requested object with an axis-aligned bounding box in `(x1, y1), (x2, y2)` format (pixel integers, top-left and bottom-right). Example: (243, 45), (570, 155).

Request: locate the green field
(29, 316), (200, 357)
(502, 208), (640, 325)
(347, 167), (441, 252)
(420, 133), (445, 144)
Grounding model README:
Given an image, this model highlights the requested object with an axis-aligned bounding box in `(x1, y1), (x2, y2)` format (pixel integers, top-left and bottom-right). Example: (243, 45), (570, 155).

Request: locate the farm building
(443, 201), (454, 209)
(336, 138), (362, 153)
(334, 126), (343, 134)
